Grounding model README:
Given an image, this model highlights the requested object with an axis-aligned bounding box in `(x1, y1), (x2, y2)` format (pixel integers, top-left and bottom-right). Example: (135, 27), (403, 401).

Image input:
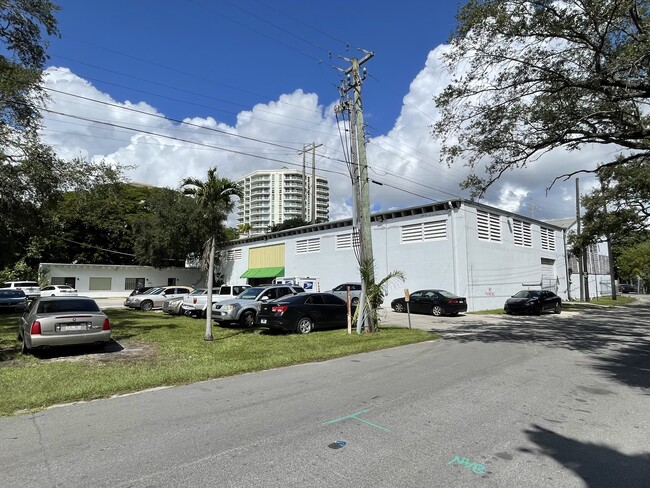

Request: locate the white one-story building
(216, 199), (588, 312)
(38, 263), (204, 298)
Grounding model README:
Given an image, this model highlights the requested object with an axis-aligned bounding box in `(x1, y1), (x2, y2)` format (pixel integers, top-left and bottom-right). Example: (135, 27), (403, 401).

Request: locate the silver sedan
(18, 296), (111, 354)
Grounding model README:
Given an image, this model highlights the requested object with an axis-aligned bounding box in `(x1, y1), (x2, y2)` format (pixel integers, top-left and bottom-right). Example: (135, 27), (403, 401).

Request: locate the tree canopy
(1, 0), (60, 150)
(572, 157), (650, 250)
(434, 0), (650, 197)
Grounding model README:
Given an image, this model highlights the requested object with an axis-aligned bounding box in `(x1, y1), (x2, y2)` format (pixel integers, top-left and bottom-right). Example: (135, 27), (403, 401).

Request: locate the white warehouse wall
(222, 200), (569, 312)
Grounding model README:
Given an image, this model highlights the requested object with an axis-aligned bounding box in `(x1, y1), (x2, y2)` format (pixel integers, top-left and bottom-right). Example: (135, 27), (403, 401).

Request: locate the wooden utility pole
(576, 178), (590, 301)
(339, 50), (375, 332)
(301, 145), (307, 221)
(311, 143), (322, 223)
(298, 142), (322, 223)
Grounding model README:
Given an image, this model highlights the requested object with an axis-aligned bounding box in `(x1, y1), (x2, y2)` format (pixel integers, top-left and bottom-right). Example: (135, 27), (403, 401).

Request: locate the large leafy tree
(617, 240), (650, 284)
(182, 168), (242, 341)
(1, 0), (59, 150)
(571, 157), (650, 250)
(434, 0), (650, 197)
(1, 0), (60, 279)
(133, 187), (207, 267)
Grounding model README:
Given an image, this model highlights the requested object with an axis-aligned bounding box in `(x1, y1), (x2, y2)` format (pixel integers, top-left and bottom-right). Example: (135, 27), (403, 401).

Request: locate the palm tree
(355, 257), (405, 333)
(181, 168), (242, 341)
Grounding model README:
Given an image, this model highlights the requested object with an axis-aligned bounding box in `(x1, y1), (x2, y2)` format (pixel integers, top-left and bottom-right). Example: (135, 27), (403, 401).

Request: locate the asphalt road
(2, 299), (649, 487)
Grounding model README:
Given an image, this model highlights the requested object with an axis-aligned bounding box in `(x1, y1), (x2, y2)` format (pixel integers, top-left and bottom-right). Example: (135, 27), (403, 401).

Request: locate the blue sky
(39, 1), (598, 223)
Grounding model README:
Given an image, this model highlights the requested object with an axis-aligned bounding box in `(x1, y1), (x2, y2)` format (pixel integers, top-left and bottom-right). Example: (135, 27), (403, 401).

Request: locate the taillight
(30, 321), (41, 335)
(447, 299), (458, 304)
(193, 298), (197, 304)
(102, 318), (111, 330)
(271, 305), (288, 313)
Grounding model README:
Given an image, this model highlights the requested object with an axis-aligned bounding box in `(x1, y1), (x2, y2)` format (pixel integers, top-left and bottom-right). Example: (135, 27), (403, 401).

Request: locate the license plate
(259, 318), (267, 324)
(62, 324), (86, 331)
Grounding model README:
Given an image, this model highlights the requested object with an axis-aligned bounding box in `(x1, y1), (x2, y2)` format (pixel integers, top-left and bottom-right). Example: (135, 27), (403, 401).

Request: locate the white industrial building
(217, 199), (591, 312)
(237, 168), (329, 235)
(39, 200), (615, 307)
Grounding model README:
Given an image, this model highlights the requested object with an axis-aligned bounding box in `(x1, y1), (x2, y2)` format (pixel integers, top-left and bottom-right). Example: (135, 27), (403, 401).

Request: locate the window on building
(125, 278), (145, 290)
(52, 276), (76, 287)
(336, 231), (359, 250)
(512, 219), (532, 247)
(477, 210), (501, 242)
(401, 220), (447, 244)
(226, 249), (243, 261)
(89, 277), (112, 290)
(540, 227), (556, 251)
(296, 237), (320, 254)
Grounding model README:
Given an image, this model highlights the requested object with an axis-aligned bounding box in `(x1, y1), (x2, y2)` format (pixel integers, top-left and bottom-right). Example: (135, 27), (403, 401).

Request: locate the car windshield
(38, 299), (100, 313)
(146, 288), (165, 295)
(238, 287), (265, 300)
(189, 289), (206, 296)
(513, 290), (540, 298)
(0, 290), (24, 298)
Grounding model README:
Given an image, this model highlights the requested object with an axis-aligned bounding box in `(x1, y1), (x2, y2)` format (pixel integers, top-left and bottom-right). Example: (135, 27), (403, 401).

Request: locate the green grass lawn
(0, 309), (436, 417)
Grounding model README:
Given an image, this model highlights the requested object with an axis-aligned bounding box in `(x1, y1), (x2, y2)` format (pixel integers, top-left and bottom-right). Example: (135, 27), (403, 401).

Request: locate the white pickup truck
(181, 284), (250, 317)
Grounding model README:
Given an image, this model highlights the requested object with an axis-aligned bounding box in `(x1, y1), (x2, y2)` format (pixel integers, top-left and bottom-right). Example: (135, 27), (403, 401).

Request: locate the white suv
(1, 281), (41, 300)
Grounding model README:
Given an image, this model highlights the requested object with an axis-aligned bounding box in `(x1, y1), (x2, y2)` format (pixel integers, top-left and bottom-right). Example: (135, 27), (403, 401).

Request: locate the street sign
(404, 288), (410, 302)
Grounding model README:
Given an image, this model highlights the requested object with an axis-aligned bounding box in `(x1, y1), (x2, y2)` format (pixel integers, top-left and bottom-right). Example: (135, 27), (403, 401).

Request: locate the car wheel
(553, 302), (561, 314)
(432, 305), (444, 316)
(240, 310), (256, 327)
(21, 333), (30, 355)
(140, 300), (153, 311)
(351, 297), (359, 306)
(393, 302), (405, 313)
(296, 317), (313, 334)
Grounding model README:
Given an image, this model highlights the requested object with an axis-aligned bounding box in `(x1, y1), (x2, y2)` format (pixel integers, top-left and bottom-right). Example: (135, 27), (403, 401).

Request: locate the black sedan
(0, 289), (28, 313)
(504, 290), (561, 315)
(391, 289), (467, 316)
(257, 292), (353, 334)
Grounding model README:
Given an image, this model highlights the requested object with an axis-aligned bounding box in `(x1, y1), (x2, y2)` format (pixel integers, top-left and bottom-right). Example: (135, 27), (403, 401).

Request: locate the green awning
(240, 266), (285, 279)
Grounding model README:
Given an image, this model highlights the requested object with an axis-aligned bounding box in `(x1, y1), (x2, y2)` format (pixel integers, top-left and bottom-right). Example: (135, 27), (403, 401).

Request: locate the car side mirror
(261, 296), (269, 301)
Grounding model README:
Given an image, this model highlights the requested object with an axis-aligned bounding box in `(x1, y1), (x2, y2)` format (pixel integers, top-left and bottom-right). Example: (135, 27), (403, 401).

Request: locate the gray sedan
(18, 296), (111, 354)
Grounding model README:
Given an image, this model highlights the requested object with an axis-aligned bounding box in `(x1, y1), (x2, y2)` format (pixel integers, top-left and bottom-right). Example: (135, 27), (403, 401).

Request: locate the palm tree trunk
(204, 235), (216, 341)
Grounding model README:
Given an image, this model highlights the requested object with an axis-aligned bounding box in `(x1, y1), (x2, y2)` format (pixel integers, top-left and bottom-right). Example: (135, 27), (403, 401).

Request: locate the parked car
(182, 284), (252, 317)
(162, 297), (185, 315)
(1, 281), (41, 300)
(123, 286), (194, 311)
(324, 282), (363, 305)
(212, 284), (305, 327)
(129, 286), (156, 297)
(504, 290), (561, 315)
(17, 296), (111, 353)
(257, 292), (354, 334)
(40, 284), (79, 297)
(618, 283), (635, 293)
(391, 289), (468, 316)
(0, 289), (28, 313)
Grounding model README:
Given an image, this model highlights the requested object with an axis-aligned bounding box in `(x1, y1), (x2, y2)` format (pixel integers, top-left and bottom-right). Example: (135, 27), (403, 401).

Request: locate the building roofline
(230, 199), (571, 246)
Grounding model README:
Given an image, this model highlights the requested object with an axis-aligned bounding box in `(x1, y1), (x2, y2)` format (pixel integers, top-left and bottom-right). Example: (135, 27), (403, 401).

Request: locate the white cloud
(41, 46), (607, 226)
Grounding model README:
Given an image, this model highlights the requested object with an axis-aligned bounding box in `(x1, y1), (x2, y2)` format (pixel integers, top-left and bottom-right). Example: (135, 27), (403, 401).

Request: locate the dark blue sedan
(0, 289), (28, 313)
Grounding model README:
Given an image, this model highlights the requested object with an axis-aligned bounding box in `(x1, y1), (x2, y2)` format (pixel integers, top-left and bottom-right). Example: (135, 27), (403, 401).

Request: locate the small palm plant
(354, 257), (405, 333)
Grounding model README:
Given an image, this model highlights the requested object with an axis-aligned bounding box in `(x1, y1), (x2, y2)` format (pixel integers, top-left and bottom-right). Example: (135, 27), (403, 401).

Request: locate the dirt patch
(35, 341), (159, 364)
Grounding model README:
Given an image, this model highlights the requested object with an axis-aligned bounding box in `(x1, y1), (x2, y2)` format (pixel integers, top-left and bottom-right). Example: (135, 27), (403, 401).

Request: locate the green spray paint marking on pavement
(324, 409), (390, 432)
